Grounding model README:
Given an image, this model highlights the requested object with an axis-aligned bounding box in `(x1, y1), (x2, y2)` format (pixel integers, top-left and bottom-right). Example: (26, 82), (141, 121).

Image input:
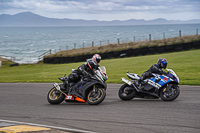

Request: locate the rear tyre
(118, 84), (136, 101)
(47, 87), (65, 104)
(87, 88), (106, 105)
(160, 84), (180, 101)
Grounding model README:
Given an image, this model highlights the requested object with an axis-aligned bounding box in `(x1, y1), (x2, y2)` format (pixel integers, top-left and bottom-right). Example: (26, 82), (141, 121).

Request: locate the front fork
(93, 85), (98, 93)
(53, 82), (68, 96)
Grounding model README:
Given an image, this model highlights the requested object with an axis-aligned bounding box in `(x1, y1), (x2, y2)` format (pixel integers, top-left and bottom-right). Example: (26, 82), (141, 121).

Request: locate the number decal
(65, 95), (74, 100)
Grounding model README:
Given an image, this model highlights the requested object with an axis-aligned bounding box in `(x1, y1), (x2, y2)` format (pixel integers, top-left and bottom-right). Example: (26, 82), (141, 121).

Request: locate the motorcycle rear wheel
(47, 87), (65, 104)
(87, 88), (106, 105)
(118, 84), (136, 100)
(160, 85), (180, 101)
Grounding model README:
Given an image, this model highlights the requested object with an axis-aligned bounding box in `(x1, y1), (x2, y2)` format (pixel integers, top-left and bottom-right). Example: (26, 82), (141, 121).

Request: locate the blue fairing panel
(158, 76), (173, 86)
(150, 75), (173, 87)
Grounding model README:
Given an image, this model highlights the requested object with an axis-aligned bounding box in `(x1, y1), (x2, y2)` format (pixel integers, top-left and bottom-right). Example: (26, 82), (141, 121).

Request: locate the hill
(0, 12), (200, 27)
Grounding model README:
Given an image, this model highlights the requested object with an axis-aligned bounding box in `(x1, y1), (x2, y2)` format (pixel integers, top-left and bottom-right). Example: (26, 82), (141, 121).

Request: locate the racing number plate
(65, 95), (74, 100)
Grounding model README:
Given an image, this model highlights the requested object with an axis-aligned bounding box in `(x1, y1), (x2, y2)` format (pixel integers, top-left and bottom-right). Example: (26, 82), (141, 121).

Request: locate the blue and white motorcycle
(118, 69), (180, 101)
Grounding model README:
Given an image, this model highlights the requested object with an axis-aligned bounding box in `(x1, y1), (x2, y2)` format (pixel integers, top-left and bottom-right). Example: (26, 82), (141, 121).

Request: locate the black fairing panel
(143, 84), (154, 91)
(71, 79), (107, 100)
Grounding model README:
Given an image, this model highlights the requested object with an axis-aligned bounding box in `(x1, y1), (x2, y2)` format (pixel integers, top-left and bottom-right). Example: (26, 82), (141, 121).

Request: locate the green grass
(0, 49), (200, 85)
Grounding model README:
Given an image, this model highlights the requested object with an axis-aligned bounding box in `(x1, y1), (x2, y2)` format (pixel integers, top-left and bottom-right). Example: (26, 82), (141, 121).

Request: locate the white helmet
(92, 54), (101, 65)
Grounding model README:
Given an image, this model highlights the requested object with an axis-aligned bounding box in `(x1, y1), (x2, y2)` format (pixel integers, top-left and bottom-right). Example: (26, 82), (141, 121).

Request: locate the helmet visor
(161, 60), (167, 68)
(96, 58), (101, 63)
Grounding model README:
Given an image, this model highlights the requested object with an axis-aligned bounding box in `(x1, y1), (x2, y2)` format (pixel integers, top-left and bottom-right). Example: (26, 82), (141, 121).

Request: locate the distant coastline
(0, 12), (200, 27)
(0, 23), (199, 64)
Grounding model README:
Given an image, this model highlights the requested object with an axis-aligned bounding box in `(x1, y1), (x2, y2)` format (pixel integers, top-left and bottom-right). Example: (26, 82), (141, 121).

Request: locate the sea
(0, 24), (199, 64)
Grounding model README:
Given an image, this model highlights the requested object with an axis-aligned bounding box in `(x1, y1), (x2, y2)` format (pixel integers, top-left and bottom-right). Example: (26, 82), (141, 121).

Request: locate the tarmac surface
(0, 83), (200, 133)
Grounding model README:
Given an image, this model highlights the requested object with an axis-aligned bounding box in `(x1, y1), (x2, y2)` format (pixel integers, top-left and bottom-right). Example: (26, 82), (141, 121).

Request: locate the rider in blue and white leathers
(136, 58), (168, 89)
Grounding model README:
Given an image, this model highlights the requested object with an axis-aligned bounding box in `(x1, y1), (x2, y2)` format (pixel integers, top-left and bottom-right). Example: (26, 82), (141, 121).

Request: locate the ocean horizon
(0, 24), (199, 64)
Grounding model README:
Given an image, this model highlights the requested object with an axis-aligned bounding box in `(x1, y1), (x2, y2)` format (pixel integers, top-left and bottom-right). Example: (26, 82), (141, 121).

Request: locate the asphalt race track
(0, 83), (200, 133)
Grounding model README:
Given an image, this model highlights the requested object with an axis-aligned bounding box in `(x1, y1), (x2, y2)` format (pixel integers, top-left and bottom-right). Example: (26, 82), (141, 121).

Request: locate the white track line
(0, 119), (96, 133)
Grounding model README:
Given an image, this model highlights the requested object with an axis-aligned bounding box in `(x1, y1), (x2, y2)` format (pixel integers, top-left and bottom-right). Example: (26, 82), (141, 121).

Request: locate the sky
(0, 0), (200, 21)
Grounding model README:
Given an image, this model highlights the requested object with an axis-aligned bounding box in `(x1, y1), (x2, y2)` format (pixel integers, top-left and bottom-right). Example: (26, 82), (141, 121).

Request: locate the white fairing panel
(126, 73), (140, 80)
(166, 68), (179, 83)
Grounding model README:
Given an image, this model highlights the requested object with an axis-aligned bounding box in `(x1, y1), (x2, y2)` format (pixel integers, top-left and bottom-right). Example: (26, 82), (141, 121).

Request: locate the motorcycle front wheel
(118, 84), (136, 100)
(47, 87), (65, 104)
(87, 88), (106, 105)
(160, 84), (180, 101)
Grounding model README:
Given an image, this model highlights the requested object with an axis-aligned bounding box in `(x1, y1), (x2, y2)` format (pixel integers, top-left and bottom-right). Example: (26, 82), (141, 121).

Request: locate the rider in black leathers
(136, 58), (168, 89)
(65, 54), (101, 92)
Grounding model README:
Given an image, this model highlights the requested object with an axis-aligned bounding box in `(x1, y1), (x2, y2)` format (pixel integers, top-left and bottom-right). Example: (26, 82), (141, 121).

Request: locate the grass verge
(0, 49), (200, 85)
(46, 35), (200, 57)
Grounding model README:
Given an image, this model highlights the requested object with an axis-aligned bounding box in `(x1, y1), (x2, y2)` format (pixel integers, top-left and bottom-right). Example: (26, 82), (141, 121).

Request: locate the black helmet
(92, 54), (101, 65)
(157, 58), (167, 69)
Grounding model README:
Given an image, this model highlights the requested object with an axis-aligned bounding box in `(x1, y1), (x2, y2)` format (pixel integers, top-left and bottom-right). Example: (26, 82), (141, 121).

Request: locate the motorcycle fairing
(70, 79), (107, 101)
(81, 79), (107, 90)
(149, 75), (173, 88)
(166, 73), (179, 83)
(127, 73), (140, 80)
(74, 95), (85, 102)
(65, 94), (86, 103)
(141, 76), (171, 97)
(81, 80), (107, 100)
(73, 80), (87, 91)
(147, 79), (161, 89)
(65, 95), (74, 100)
(142, 83), (154, 92)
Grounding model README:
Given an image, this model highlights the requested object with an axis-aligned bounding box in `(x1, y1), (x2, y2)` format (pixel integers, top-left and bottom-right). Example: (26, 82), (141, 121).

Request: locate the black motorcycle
(47, 66), (108, 105)
(118, 68), (180, 101)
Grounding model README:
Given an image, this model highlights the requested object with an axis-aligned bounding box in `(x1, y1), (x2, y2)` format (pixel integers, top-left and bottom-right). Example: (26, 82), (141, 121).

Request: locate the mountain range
(0, 12), (199, 27)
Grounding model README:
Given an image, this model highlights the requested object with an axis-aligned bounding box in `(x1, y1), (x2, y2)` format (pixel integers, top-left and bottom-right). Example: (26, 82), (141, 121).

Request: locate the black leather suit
(140, 64), (167, 81)
(67, 59), (99, 83)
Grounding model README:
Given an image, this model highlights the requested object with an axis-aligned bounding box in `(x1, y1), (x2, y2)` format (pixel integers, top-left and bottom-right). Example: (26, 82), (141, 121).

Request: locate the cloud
(0, 0), (199, 20)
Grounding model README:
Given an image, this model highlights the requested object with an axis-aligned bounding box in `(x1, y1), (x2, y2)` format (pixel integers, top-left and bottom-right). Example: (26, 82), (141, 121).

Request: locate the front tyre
(118, 84), (136, 101)
(47, 87), (65, 104)
(160, 84), (180, 101)
(87, 88), (106, 105)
